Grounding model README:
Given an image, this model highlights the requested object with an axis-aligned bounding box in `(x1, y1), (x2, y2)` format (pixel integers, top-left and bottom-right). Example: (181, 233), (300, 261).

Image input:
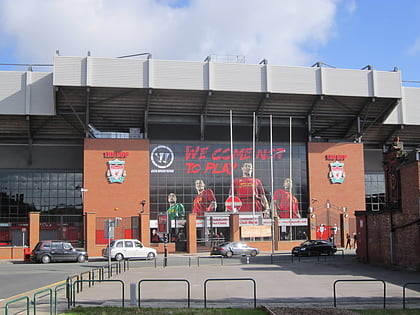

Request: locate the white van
(102, 239), (157, 261)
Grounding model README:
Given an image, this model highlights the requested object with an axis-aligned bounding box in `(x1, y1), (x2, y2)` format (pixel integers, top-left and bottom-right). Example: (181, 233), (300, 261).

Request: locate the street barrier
(403, 282), (420, 309)
(5, 296), (30, 315)
(333, 279), (386, 308)
(71, 279), (125, 308)
(197, 255), (224, 267)
(204, 278), (256, 309)
(138, 279), (191, 308)
(33, 288), (53, 315)
(54, 283), (67, 315)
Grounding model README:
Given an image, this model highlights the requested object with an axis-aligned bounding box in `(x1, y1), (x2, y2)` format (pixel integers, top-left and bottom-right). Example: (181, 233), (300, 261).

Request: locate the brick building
(356, 144), (420, 271)
(0, 54), (419, 265)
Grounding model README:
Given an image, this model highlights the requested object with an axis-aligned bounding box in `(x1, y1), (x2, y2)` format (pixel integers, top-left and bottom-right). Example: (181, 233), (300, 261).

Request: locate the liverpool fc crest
(106, 159), (126, 183)
(328, 161), (345, 184)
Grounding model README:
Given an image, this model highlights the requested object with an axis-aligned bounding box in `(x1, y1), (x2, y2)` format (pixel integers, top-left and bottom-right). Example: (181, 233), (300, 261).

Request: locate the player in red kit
(192, 179), (217, 217)
(229, 162), (269, 214)
(273, 177), (300, 218)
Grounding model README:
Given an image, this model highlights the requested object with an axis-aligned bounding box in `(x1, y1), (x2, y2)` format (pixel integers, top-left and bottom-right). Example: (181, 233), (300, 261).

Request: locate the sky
(0, 0), (419, 85)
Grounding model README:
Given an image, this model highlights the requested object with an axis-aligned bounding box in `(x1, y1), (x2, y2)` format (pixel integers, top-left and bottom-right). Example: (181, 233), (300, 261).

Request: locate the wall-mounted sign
(325, 154), (347, 161)
(150, 145), (175, 173)
(106, 159), (126, 183)
(328, 161), (345, 184)
(104, 151), (129, 158)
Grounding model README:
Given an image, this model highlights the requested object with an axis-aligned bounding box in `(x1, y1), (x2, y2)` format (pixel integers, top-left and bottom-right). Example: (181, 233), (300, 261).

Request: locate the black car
(30, 240), (88, 264)
(210, 242), (259, 258)
(292, 240), (337, 257)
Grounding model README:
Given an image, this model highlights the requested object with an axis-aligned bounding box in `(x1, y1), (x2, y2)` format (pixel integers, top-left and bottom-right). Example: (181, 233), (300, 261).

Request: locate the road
(0, 253), (243, 301)
(0, 259), (108, 301)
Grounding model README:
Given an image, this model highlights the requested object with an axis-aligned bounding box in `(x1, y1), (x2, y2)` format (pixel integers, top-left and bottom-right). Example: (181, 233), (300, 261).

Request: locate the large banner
(149, 142), (308, 222)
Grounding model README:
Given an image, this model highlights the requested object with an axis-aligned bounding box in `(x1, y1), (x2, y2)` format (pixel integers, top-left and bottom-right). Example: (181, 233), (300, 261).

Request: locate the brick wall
(307, 142), (365, 244)
(362, 157), (420, 271)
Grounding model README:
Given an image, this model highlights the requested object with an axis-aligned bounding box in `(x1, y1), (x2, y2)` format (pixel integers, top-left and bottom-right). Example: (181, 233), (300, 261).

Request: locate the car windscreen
(63, 243), (73, 250)
(301, 241), (313, 246)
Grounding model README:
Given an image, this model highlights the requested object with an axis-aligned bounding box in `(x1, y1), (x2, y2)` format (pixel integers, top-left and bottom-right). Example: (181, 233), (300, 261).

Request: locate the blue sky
(0, 0), (419, 85)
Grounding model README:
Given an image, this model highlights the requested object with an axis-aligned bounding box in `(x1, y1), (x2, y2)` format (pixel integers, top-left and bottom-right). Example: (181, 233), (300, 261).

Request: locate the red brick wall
(366, 214), (392, 265)
(83, 139), (150, 218)
(307, 142), (365, 242)
(363, 159), (420, 271)
(394, 161), (420, 270)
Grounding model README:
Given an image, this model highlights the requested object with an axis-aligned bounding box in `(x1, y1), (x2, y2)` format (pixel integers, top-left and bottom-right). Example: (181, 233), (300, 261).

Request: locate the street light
(106, 217), (122, 276)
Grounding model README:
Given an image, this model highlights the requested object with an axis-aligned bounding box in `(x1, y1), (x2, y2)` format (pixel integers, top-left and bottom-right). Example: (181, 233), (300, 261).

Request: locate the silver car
(210, 242), (259, 258)
(102, 239), (157, 261)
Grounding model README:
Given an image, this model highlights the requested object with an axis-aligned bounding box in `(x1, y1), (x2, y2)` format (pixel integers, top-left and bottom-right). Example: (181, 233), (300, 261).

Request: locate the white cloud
(407, 38), (420, 56)
(0, 0), (339, 66)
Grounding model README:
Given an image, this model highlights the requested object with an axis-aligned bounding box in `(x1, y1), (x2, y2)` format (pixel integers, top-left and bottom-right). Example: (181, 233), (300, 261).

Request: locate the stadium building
(0, 53), (419, 267)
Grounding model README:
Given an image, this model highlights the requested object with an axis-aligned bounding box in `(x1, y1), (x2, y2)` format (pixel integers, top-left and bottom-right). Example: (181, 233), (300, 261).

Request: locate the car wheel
(41, 255), (51, 264)
(77, 254), (86, 263)
(115, 253), (124, 261)
(226, 251), (233, 258)
(250, 250), (257, 257)
(147, 252), (156, 260)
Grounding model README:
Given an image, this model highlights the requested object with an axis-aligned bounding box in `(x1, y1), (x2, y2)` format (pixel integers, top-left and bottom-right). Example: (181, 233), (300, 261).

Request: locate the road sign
(225, 196), (242, 211)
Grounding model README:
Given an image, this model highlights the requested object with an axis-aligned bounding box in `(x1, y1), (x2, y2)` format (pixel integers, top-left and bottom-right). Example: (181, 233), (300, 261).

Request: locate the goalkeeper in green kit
(166, 193), (185, 219)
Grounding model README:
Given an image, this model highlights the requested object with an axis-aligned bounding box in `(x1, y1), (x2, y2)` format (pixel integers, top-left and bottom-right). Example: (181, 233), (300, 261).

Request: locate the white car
(102, 239), (157, 261)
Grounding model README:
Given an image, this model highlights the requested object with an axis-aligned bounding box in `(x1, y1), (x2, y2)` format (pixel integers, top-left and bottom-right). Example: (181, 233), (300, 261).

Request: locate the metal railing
(5, 296), (30, 315)
(403, 282), (420, 309)
(333, 279), (386, 308)
(33, 288), (53, 315)
(71, 279), (125, 308)
(138, 279), (191, 308)
(204, 278), (256, 308)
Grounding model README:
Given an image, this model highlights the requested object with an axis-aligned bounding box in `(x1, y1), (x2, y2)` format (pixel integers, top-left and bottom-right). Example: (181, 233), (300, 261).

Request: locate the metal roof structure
(0, 55), (419, 149)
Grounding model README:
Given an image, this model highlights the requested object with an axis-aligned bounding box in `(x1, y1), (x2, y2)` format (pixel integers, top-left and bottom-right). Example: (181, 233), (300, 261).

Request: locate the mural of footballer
(229, 162), (270, 214)
(192, 179), (217, 217)
(166, 193), (185, 220)
(273, 177), (300, 218)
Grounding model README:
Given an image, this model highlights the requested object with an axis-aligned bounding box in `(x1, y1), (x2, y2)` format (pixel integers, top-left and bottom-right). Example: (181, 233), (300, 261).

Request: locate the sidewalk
(2, 250), (420, 314)
(71, 251), (420, 310)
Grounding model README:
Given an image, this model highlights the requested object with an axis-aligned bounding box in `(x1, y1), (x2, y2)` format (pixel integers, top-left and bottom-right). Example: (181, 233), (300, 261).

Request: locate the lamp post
(107, 221), (112, 276)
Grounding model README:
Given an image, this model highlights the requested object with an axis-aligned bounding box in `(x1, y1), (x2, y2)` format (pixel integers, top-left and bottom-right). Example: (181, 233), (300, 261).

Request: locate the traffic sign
(225, 196), (242, 211)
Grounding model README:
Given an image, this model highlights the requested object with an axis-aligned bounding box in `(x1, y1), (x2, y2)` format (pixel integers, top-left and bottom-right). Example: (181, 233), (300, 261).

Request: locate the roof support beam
(57, 88), (90, 136)
(361, 98), (399, 137)
(307, 114), (312, 142)
(307, 95), (323, 141)
(343, 97), (376, 142)
(200, 91), (212, 141)
(256, 93), (269, 141)
(144, 88), (152, 139)
(26, 115), (33, 165)
(85, 87), (90, 138)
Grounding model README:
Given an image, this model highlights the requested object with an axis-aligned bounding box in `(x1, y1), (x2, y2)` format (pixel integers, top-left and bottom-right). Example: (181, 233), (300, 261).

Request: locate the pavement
(3, 249), (420, 314)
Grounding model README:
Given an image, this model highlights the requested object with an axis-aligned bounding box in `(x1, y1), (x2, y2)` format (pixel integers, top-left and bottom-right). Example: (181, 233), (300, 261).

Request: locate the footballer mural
(149, 142), (308, 241)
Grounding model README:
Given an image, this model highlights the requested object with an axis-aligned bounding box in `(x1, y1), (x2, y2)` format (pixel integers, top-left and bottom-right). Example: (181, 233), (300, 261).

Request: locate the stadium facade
(0, 53), (419, 264)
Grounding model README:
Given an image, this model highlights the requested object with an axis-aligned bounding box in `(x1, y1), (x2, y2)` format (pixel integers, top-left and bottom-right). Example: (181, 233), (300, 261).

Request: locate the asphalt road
(0, 253), (245, 301)
(0, 259), (109, 301)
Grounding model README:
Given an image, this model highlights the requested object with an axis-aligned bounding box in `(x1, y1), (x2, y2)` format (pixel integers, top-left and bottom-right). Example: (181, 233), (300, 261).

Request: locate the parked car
(30, 240), (88, 264)
(292, 240), (337, 256)
(210, 241), (259, 258)
(102, 239), (157, 261)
